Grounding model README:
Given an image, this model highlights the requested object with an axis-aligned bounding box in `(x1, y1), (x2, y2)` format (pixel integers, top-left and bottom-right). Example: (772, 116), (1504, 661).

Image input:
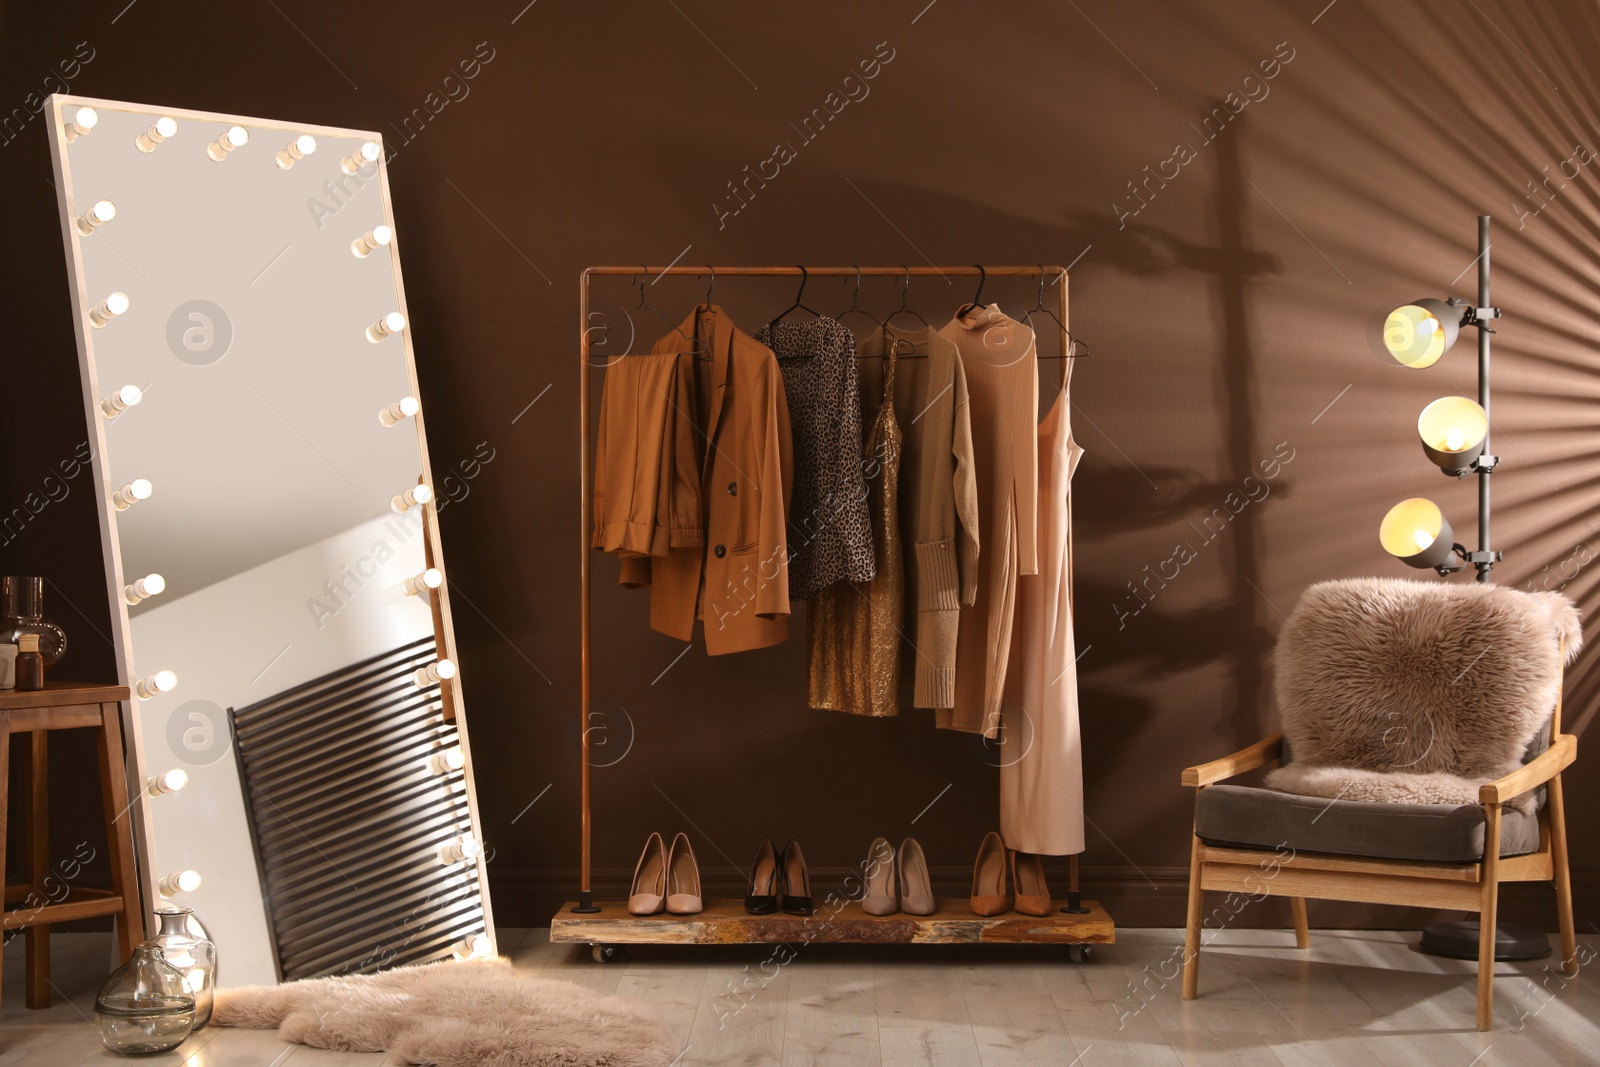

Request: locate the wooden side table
(1, 681), (144, 1009)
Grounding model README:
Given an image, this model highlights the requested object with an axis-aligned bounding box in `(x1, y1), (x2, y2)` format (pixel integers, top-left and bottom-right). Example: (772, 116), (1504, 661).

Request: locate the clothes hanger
(635, 265), (710, 359)
(835, 265), (885, 335)
(1019, 265), (1087, 359)
(883, 266), (931, 330)
(968, 264), (988, 310)
(766, 265), (821, 332)
(701, 265), (715, 306)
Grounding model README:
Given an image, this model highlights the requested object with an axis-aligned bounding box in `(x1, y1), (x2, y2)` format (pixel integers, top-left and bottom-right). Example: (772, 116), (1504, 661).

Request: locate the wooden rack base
(551, 900), (1114, 957)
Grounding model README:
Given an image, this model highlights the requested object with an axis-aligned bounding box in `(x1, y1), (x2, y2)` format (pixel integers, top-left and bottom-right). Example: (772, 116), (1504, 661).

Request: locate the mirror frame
(44, 93), (495, 951)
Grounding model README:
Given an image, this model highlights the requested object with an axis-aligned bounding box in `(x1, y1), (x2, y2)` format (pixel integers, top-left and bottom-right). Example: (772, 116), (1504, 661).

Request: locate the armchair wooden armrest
(1182, 732), (1284, 788)
(1480, 733), (1576, 806)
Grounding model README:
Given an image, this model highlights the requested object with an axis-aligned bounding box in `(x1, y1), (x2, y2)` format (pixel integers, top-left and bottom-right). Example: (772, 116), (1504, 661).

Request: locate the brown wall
(4, 0), (1597, 931)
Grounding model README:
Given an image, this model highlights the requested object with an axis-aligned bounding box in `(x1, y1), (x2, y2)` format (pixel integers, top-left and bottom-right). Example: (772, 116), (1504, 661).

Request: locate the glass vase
(0, 576), (67, 668)
(93, 943), (196, 1054)
(152, 907), (217, 1030)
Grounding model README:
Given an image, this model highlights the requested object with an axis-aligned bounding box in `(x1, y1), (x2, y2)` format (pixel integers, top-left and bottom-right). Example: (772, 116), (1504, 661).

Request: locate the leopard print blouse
(756, 316), (877, 599)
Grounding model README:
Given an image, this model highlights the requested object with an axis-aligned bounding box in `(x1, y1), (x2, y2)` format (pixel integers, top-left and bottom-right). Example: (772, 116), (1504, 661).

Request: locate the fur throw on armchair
(213, 956), (673, 1067)
(1263, 578), (1581, 811)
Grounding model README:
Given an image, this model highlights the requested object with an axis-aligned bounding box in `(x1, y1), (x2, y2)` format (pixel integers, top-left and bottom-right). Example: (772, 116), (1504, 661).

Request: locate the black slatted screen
(231, 636), (487, 981)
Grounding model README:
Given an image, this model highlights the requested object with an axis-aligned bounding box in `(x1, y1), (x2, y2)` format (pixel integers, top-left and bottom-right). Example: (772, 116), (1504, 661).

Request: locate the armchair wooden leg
(1290, 897), (1310, 949)
(1477, 803), (1502, 1033)
(1182, 833), (1204, 1000)
(1548, 773), (1577, 977)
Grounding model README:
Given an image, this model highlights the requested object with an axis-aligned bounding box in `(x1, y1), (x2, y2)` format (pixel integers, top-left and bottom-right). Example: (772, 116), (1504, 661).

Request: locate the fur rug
(1264, 578), (1580, 811)
(213, 957), (673, 1067)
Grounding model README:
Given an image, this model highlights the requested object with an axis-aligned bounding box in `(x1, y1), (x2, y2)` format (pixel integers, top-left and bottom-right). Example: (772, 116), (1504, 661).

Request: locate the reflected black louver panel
(231, 636), (486, 981)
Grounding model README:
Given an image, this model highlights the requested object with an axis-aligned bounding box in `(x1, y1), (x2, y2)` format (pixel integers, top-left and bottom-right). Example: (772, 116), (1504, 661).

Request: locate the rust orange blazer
(618, 305), (794, 655)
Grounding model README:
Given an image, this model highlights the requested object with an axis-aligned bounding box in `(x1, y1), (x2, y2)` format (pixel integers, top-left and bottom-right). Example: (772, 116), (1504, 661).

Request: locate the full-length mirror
(47, 95), (494, 985)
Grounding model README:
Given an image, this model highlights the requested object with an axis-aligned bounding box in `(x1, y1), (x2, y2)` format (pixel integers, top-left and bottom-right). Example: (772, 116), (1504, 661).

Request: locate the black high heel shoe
(779, 839), (814, 915)
(744, 839), (779, 915)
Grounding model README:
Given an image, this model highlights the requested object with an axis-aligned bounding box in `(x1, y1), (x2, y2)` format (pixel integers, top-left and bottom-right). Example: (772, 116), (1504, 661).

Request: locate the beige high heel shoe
(970, 831), (1011, 916)
(897, 837), (936, 916)
(665, 832), (702, 914)
(627, 832), (667, 915)
(861, 837), (898, 916)
(1011, 850), (1053, 917)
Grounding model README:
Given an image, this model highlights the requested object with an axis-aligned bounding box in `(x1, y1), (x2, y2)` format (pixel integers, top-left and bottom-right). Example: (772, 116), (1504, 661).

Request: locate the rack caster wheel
(1066, 944), (1092, 963)
(592, 944), (626, 964)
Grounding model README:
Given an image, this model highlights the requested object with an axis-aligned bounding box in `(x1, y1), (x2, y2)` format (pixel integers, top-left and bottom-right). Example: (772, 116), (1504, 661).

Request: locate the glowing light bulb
(1444, 427), (1465, 451)
(452, 933), (493, 960)
(136, 116), (178, 152)
(148, 768), (189, 796)
(367, 311), (407, 343)
(1417, 316), (1438, 337)
(430, 746), (466, 775)
(159, 869), (202, 896)
(124, 573), (167, 605)
(438, 834), (482, 865)
(274, 133), (318, 169)
(63, 106), (98, 142)
(90, 291), (130, 328)
(391, 482), (433, 513)
(206, 125), (248, 162)
(379, 395), (420, 427)
(1413, 529), (1433, 551)
(101, 383), (143, 418)
(112, 478), (154, 511)
(351, 225), (392, 258)
(342, 140), (382, 175)
(136, 669), (178, 699)
(403, 568), (443, 596)
(414, 659), (457, 688)
(76, 199), (117, 236)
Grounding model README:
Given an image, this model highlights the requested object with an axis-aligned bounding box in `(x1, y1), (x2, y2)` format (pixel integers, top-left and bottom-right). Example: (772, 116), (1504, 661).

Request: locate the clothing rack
(554, 265), (1114, 960)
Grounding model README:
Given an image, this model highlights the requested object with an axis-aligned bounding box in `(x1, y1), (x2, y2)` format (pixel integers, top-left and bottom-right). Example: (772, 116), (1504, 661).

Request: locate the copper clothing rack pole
(573, 265), (1077, 917)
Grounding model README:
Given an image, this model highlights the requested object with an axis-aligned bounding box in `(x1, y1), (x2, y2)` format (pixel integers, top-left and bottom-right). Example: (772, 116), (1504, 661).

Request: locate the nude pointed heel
(627, 832), (667, 915)
(861, 837), (898, 916)
(1011, 850), (1052, 916)
(666, 832), (702, 914)
(897, 837), (936, 916)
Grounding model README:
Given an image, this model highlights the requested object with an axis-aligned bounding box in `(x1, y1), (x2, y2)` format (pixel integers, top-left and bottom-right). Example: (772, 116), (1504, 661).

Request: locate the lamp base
(1418, 920), (1551, 961)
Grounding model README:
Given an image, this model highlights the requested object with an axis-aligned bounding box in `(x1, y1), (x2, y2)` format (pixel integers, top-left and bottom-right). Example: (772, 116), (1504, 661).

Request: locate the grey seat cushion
(1195, 784), (1540, 863)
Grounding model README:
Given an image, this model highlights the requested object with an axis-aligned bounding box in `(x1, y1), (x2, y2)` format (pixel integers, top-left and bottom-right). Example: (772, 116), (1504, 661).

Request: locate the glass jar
(0, 576), (67, 668)
(93, 943), (196, 1054)
(151, 907), (217, 1029)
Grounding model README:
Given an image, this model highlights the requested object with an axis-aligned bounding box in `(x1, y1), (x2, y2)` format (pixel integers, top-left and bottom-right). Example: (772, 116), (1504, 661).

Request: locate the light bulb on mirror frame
(148, 768), (189, 796)
(379, 395), (420, 427)
(351, 225), (392, 258)
(76, 199), (116, 236)
(341, 140), (381, 175)
(438, 833), (482, 866)
(414, 659), (457, 688)
(206, 124), (249, 162)
(124, 572), (166, 604)
(367, 311), (406, 343)
(430, 746), (466, 775)
(89, 291), (130, 328)
(136, 116), (179, 152)
(403, 567), (443, 596)
(62, 105), (98, 142)
(452, 933), (493, 960)
(1416, 396), (1489, 473)
(135, 669), (179, 699)
(159, 869), (202, 896)
(274, 133), (318, 169)
(111, 477), (153, 511)
(391, 482), (433, 513)
(101, 383), (143, 418)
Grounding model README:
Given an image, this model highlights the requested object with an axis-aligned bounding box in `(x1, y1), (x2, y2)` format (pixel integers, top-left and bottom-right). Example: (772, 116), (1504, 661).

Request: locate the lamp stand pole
(1475, 214), (1494, 583)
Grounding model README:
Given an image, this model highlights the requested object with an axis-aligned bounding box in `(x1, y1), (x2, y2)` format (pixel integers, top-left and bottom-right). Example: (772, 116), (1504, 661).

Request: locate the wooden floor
(3, 926), (1596, 1065)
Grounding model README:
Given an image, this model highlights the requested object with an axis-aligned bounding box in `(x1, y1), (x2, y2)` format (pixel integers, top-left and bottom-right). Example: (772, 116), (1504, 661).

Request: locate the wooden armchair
(1180, 683), (1577, 1032)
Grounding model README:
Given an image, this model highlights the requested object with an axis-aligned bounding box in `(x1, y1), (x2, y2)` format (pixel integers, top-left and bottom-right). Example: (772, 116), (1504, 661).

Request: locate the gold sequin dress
(808, 337), (904, 716)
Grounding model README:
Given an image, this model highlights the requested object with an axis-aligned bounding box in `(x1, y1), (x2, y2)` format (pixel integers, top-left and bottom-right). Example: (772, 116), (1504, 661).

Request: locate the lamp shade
(1383, 298), (1460, 369)
(1380, 497), (1457, 570)
(1417, 396), (1488, 472)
